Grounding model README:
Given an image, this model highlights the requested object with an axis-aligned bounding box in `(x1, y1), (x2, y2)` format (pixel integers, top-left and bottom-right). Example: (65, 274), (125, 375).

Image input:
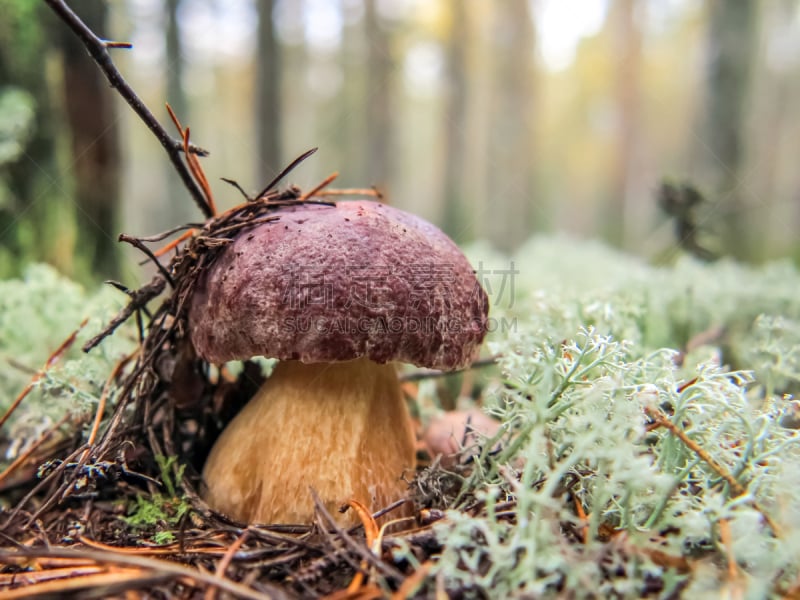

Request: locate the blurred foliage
(0, 87), (36, 212)
(0, 0), (121, 284)
(0, 264), (134, 468)
(105, 1), (800, 266)
(0, 0), (46, 276)
(0, 0), (45, 83)
(2, 2), (798, 282)
(470, 235), (800, 378)
(0, 0), (72, 281)
(0, 88), (36, 168)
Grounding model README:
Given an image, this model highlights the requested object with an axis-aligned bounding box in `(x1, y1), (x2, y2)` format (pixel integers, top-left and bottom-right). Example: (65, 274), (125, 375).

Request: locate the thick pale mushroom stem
(201, 357), (416, 525)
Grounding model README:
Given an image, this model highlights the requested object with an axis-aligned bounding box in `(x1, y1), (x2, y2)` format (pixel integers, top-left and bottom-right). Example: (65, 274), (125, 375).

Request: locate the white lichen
(431, 237), (800, 598)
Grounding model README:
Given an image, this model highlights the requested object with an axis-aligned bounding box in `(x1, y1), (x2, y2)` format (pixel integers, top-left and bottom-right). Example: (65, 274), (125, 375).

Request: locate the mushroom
(423, 409), (502, 469)
(189, 201), (489, 525)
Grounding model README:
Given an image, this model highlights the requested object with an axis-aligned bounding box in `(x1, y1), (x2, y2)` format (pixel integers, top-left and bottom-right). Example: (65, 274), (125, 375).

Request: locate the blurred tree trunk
(332, 7), (368, 187)
(255, 0), (282, 179)
(364, 0), (395, 190)
(441, 1), (470, 242)
(748, 0), (798, 260)
(163, 0), (196, 226)
(703, 0), (756, 260)
(608, 0), (642, 249)
(161, 0), (196, 226)
(165, 0), (186, 121)
(485, 0), (536, 252)
(279, 1), (314, 182)
(56, 0), (121, 279)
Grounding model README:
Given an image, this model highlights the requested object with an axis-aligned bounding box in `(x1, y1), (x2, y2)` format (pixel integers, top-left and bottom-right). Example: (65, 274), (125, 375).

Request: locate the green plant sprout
(123, 455), (192, 545)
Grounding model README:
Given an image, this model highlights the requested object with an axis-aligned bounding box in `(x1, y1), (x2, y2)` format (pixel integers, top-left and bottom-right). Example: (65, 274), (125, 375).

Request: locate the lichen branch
(0, 318), (87, 429)
(646, 406), (780, 537)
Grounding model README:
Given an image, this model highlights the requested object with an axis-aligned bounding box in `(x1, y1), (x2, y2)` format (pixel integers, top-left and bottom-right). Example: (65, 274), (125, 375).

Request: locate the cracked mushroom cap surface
(188, 201), (489, 369)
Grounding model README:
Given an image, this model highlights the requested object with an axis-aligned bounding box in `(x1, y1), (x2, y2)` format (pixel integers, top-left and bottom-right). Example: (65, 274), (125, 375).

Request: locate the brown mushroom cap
(189, 201), (489, 369)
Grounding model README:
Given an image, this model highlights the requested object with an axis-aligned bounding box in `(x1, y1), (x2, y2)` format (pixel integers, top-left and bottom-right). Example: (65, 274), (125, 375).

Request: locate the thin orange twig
(78, 535), (224, 556)
(0, 318), (88, 430)
(343, 499), (380, 593)
(0, 547), (274, 599)
(0, 413), (70, 487)
(719, 518), (739, 581)
(1, 556), (96, 569)
(152, 228), (197, 258)
(166, 103), (216, 216)
(391, 560), (433, 600)
(316, 188), (382, 198)
(647, 408), (743, 494)
(647, 407), (780, 537)
(182, 125), (216, 215)
(573, 494), (590, 544)
(204, 529), (249, 600)
(0, 569), (156, 600)
(322, 584), (385, 600)
(299, 172), (339, 201)
(0, 565), (106, 585)
(345, 499), (380, 547)
(85, 353), (136, 449)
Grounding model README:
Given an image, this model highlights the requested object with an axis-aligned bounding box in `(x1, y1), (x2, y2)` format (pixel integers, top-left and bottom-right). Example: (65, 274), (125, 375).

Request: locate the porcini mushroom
(423, 409), (502, 469)
(190, 201), (488, 525)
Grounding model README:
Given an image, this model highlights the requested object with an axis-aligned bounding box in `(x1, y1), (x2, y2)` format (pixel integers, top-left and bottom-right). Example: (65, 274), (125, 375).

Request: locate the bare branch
(119, 234), (175, 288)
(44, 0), (214, 219)
(82, 277), (166, 352)
(255, 147), (318, 200)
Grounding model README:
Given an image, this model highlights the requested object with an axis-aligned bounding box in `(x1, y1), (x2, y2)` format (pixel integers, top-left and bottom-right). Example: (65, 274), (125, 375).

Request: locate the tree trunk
(608, 0), (642, 249)
(440, 1), (470, 242)
(364, 0), (395, 190)
(331, 5), (368, 187)
(165, 0), (187, 126)
(703, 0), (756, 260)
(162, 0), (197, 226)
(255, 0), (282, 178)
(485, 0), (537, 252)
(56, 0), (121, 279)
(751, 1), (792, 260)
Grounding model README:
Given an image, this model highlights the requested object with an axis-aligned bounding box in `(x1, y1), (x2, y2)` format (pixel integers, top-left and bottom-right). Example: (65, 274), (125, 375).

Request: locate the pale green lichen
(0, 264), (134, 470)
(431, 237), (800, 598)
(4, 241), (800, 596)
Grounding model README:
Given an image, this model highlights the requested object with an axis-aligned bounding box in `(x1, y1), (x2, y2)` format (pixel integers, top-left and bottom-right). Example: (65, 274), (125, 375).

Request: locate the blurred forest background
(1, 0), (799, 284)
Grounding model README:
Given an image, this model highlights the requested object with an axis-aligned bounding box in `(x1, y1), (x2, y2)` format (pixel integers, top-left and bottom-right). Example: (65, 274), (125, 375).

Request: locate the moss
(122, 456), (192, 545)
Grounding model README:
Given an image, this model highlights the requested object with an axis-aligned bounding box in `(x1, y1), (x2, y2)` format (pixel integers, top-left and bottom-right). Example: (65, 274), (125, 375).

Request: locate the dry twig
(0, 319), (87, 429)
(43, 0), (213, 218)
(0, 546), (288, 599)
(646, 407), (781, 537)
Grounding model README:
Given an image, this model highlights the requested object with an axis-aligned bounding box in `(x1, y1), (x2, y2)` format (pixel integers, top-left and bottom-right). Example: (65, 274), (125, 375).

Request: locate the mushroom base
(201, 358), (417, 525)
